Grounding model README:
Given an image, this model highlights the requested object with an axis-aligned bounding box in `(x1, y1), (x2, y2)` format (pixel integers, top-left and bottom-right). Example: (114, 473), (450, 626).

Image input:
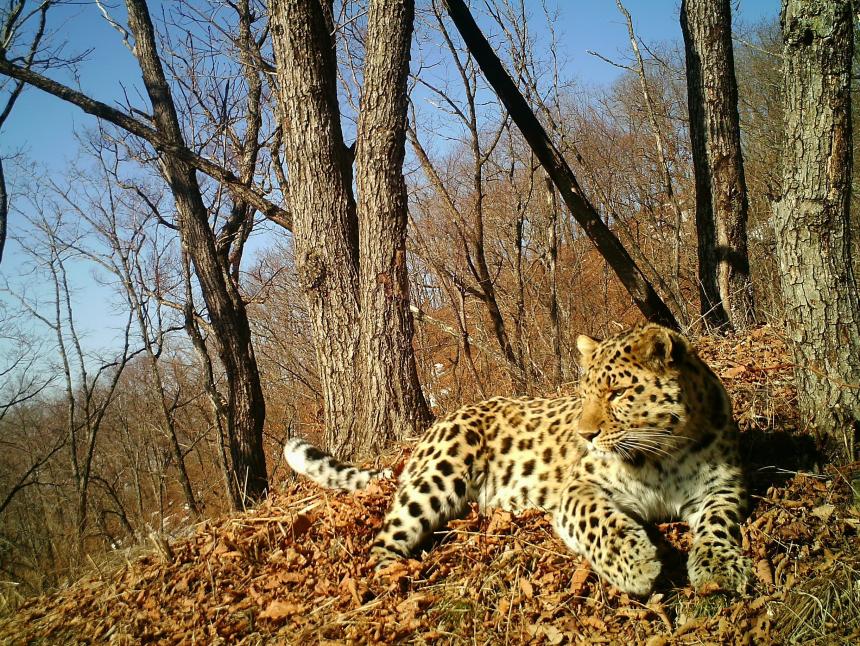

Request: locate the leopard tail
(283, 438), (393, 491)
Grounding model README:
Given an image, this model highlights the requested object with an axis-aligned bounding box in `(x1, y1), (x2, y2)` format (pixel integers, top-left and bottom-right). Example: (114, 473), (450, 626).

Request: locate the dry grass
(773, 559), (860, 643)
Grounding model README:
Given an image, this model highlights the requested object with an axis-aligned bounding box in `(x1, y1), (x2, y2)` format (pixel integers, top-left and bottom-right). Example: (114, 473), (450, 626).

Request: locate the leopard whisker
(625, 433), (684, 447)
(631, 427), (688, 437)
(618, 439), (673, 458)
(626, 436), (679, 449)
(613, 443), (635, 461)
(631, 430), (692, 444)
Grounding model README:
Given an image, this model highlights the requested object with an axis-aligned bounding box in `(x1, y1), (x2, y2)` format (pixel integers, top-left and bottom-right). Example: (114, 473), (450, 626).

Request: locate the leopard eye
(607, 388), (627, 402)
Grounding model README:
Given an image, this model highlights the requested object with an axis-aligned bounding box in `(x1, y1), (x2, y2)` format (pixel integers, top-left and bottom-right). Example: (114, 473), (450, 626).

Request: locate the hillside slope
(2, 327), (859, 645)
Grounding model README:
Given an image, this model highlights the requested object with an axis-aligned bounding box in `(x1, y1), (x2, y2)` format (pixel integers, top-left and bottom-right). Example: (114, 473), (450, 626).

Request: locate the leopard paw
(618, 555), (662, 597)
(688, 542), (750, 595)
(369, 542), (407, 572)
(595, 541), (662, 597)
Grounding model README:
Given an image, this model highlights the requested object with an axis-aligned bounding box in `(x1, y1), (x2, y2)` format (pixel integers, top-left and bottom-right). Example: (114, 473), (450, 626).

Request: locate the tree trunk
(617, 0), (690, 327)
(182, 252), (244, 510)
(681, 0), (756, 331)
(125, 0), (268, 499)
(775, 0), (860, 463)
(269, 0), (363, 458)
(0, 156), (6, 264)
(355, 0), (433, 451)
(544, 175), (563, 388)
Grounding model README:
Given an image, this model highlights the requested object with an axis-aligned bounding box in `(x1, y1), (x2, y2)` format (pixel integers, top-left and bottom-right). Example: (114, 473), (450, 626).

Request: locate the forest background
(0, 0), (857, 608)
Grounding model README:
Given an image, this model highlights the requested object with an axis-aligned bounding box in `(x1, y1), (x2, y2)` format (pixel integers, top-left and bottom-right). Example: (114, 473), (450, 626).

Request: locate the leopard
(284, 323), (749, 596)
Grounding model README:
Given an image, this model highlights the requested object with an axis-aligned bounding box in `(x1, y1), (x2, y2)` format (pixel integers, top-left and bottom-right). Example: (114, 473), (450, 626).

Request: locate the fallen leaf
(289, 514), (313, 539)
(723, 365), (747, 378)
(674, 617), (706, 637)
(542, 624), (565, 644)
(811, 504), (835, 521)
(259, 599), (304, 622)
(755, 558), (774, 586)
(569, 565), (591, 596)
(487, 509), (513, 534)
(519, 577), (534, 599)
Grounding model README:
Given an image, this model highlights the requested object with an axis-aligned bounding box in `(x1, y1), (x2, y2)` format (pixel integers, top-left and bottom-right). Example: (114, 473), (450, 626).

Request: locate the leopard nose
(579, 428), (600, 442)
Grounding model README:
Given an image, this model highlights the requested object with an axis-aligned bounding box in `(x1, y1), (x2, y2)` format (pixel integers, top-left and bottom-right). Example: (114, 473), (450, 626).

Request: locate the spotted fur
(284, 438), (392, 490)
(285, 324), (749, 596)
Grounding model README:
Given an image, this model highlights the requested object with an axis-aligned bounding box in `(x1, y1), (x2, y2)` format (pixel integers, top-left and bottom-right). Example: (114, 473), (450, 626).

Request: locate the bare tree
(0, 0), (274, 499)
(408, 0), (527, 391)
(0, 315), (60, 515)
(124, 0), (268, 498)
(614, 0), (689, 325)
(681, 0), (756, 331)
(0, 0), (53, 264)
(269, 0), (363, 457)
(270, 0), (434, 456)
(49, 151), (202, 517)
(6, 210), (138, 550)
(774, 0), (860, 462)
(542, 174), (562, 388)
(442, 0), (679, 329)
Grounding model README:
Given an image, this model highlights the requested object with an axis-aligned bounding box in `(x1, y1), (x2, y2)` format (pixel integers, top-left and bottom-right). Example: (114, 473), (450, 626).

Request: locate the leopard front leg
(554, 482), (661, 596)
(684, 482), (749, 594)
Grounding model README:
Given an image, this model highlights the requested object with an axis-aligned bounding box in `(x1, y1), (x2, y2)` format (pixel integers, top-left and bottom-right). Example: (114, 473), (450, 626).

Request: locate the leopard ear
(576, 334), (600, 363)
(636, 326), (688, 370)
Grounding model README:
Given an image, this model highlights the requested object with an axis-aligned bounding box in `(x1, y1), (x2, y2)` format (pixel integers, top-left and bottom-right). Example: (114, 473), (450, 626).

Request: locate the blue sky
(0, 0), (781, 355)
(3, 0), (783, 171)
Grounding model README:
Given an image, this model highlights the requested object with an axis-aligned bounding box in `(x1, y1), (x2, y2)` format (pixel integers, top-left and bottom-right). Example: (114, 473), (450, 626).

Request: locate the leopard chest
(579, 441), (739, 523)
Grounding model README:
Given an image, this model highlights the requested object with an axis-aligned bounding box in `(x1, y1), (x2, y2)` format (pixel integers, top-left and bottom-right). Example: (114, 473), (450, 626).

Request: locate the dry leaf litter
(2, 325), (859, 645)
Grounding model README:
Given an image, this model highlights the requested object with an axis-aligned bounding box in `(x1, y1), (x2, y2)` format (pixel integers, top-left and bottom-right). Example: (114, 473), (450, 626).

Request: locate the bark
(443, 0), (678, 330)
(125, 0), (268, 499)
(681, 0), (756, 331)
(356, 0), (432, 450)
(269, 0), (363, 458)
(775, 0), (860, 463)
(544, 175), (562, 388)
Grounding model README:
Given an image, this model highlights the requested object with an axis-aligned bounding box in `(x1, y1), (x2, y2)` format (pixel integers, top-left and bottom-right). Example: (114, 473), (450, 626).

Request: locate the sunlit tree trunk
(775, 0), (860, 462)
(681, 0), (756, 331)
(356, 0), (433, 450)
(125, 0), (268, 498)
(270, 0), (362, 459)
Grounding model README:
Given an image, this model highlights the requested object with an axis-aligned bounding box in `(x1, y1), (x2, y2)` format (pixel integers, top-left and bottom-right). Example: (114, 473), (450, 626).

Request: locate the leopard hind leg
(371, 430), (480, 567)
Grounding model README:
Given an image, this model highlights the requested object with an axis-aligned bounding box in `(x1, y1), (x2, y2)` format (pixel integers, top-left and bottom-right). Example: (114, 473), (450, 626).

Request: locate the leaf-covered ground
(2, 326), (859, 645)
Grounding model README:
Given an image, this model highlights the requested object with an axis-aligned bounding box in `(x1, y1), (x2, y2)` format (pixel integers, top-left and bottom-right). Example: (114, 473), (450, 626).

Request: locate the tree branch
(0, 57), (292, 230)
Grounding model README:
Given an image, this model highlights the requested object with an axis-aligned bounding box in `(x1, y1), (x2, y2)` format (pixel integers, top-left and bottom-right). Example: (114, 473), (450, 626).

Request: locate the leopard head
(575, 324), (725, 462)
